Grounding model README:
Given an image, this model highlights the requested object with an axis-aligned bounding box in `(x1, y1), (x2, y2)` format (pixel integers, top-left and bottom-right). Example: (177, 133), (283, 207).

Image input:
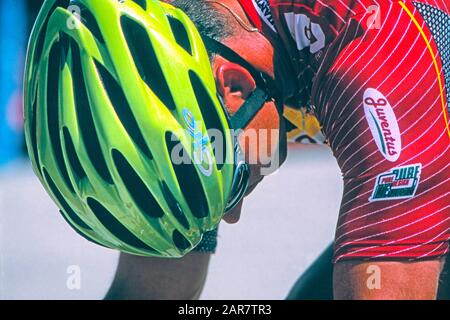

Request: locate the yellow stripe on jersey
(399, 1), (450, 139)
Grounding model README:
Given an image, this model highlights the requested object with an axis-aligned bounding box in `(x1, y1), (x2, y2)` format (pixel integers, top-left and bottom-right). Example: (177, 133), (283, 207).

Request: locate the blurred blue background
(0, 0), (27, 166)
(0, 0), (44, 168)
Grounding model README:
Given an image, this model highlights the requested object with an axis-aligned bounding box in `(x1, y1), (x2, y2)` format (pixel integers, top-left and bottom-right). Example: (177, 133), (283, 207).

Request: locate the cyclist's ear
(215, 60), (256, 115)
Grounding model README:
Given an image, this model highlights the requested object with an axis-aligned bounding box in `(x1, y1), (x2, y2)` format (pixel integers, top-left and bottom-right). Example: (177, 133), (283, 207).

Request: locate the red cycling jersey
(237, 0), (450, 262)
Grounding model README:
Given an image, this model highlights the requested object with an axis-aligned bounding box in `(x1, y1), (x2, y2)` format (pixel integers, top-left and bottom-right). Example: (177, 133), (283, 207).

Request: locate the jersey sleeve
(311, 1), (450, 262)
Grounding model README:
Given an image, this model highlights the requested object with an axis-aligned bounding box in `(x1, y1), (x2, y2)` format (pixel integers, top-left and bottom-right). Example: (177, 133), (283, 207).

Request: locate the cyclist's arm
(105, 252), (211, 300)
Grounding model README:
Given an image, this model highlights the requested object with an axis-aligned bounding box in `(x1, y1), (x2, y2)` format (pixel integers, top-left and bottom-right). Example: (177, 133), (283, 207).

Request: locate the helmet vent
(63, 127), (87, 180)
(70, 39), (113, 184)
(43, 168), (91, 230)
(120, 15), (177, 111)
(112, 149), (164, 218)
(59, 211), (107, 247)
(189, 71), (227, 171)
(87, 197), (157, 253)
(30, 89), (41, 175)
(47, 39), (75, 194)
(33, 0), (70, 68)
(71, 1), (105, 44)
(94, 60), (153, 159)
(167, 15), (192, 55)
(172, 229), (191, 251)
(165, 132), (208, 219)
(132, 0), (147, 11)
(161, 181), (190, 230)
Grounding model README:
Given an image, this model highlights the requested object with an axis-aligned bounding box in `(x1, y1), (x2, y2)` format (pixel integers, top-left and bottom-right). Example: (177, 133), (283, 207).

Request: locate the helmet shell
(24, 0), (234, 257)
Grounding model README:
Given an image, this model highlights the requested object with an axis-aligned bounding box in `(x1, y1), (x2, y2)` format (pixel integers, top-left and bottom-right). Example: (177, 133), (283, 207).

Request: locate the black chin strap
(229, 87), (269, 129)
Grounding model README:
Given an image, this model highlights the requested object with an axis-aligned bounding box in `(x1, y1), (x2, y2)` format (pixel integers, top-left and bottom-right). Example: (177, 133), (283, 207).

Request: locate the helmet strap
(229, 87), (268, 129)
(201, 35), (282, 129)
(202, 36), (287, 167)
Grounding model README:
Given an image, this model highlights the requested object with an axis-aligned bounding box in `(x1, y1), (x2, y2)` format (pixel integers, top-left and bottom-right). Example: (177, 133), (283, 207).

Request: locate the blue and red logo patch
(370, 164), (422, 201)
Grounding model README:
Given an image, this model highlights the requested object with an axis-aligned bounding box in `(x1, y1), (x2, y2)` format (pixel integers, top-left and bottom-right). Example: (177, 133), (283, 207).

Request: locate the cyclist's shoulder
(237, 0), (374, 33)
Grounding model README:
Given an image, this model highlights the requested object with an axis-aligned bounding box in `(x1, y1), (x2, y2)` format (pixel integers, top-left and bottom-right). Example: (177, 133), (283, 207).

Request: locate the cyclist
(170, 0), (450, 299)
(25, 0), (450, 299)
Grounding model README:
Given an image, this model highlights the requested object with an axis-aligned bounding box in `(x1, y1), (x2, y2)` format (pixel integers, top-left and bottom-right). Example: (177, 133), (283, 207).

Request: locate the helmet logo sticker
(182, 108), (213, 177)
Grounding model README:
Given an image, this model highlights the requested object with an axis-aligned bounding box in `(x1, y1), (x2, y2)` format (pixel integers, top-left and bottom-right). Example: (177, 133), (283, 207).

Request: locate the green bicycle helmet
(23, 0), (247, 257)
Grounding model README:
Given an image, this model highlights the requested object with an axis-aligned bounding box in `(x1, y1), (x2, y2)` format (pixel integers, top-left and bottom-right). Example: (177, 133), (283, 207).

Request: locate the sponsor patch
(252, 0), (277, 32)
(370, 164), (422, 201)
(364, 88), (402, 162)
(284, 12), (326, 54)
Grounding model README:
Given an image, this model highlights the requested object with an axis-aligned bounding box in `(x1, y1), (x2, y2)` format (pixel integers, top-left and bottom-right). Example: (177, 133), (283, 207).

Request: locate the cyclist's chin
(222, 171), (264, 224)
(222, 200), (243, 224)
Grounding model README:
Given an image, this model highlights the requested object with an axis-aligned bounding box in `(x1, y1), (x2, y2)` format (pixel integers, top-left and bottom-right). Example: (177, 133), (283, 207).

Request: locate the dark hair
(170, 0), (233, 41)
